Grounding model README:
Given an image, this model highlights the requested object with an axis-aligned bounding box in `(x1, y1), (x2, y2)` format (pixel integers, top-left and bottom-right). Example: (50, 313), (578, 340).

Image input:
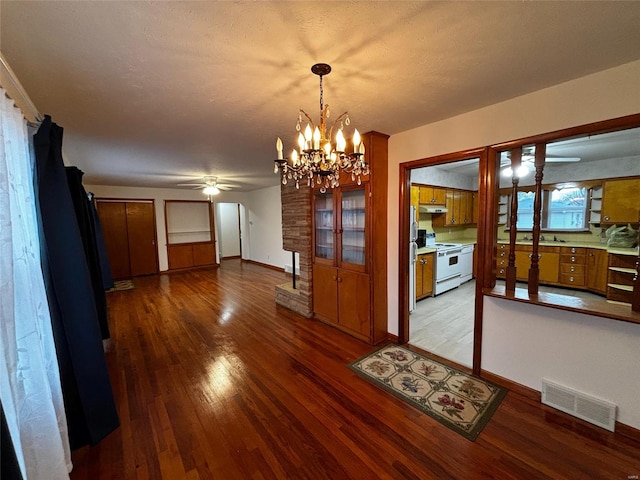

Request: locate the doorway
(401, 151), (486, 373)
(215, 203), (242, 260)
(96, 199), (158, 279)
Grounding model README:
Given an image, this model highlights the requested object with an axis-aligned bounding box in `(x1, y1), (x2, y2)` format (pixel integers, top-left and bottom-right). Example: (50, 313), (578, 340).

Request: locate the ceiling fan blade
(545, 157), (581, 163)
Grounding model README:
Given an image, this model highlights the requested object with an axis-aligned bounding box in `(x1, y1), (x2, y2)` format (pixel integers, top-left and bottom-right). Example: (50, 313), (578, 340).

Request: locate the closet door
(126, 202), (157, 276)
(97, 201), (131, 279)
(97, 199), (158, 279)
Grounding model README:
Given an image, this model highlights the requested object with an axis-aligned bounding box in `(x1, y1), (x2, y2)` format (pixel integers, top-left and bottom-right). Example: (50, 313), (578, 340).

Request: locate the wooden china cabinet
(312, 131), (388, 344)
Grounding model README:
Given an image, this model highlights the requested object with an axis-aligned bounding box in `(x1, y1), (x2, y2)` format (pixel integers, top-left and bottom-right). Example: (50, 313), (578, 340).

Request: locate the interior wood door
(97, 202), (131, 279)
(126, 202), (157, 276)
(97, 199), (158, 279)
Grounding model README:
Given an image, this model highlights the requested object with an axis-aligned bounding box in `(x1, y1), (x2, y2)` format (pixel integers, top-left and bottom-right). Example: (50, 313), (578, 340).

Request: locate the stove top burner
(434, 242), (463, 252)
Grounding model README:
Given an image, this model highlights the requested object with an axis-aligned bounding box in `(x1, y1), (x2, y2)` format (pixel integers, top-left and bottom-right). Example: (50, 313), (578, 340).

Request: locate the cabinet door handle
(529, 253), (542, 259)
(571, 256), (575, 262)
(332, 276), (337, 281)
(604, 215), (610, 221)
(337, 277), (342, 283)
(570, 266), (575, 272)
(571, 247), (576, 253)
(569, 276), (574, 282)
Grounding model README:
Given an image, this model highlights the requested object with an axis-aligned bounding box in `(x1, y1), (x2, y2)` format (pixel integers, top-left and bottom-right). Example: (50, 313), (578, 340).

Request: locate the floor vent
(541, 379), (616, 432)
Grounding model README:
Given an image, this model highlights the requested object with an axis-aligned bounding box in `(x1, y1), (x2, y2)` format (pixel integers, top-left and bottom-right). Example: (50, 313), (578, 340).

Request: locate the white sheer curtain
(0, 89), (71, 479)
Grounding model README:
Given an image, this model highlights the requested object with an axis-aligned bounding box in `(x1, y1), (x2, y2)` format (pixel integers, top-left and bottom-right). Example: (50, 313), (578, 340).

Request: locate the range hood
(419, 205), (448, 214)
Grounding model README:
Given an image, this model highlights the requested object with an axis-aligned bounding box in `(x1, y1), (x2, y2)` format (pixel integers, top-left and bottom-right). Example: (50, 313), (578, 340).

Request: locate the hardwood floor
(69, 259), (640, 479)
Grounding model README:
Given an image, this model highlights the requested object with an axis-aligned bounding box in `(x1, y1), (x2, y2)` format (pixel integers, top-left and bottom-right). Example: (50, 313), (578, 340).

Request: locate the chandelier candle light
(274, 63), (369, 192)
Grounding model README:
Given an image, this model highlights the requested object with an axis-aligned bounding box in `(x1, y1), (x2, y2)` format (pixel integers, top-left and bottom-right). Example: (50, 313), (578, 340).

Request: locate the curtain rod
(0, 51), (43, 124)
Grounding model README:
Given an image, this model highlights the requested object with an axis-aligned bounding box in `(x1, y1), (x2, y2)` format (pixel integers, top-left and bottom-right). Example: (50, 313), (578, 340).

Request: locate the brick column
(275, 180), (313, 317)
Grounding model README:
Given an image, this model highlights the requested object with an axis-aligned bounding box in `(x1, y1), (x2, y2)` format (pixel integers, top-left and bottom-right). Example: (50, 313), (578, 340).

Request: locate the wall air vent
(541, 379), (616, 432)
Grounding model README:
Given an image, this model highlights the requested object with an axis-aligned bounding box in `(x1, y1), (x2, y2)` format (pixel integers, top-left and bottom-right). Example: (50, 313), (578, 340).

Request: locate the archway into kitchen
(403, 149), (485, 370)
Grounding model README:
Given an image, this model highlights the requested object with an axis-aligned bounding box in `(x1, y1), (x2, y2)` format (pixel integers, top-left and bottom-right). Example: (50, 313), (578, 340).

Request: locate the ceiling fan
(176, 176), (233, 195)
(501, 147), (581, 177)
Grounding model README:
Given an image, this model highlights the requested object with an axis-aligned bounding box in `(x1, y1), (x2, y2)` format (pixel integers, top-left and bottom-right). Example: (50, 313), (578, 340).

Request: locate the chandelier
(274, 63), (369, 192)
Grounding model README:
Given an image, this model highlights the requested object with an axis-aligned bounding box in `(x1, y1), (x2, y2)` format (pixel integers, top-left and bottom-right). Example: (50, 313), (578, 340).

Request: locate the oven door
(435, 249), (462, 295)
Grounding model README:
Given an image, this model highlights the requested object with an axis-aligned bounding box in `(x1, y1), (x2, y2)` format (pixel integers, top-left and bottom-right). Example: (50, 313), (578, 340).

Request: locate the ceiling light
(203, 185), (220, 195)
(274, 63), (369, 192)
(502, 164), (530, 178)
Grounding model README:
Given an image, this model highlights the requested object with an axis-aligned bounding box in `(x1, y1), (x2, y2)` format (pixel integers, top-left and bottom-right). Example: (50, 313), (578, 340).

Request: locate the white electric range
(426, 239), (463, 295)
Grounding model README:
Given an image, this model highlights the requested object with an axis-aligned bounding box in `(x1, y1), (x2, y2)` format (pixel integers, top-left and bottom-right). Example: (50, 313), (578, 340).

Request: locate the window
(514, 187), (587, 231)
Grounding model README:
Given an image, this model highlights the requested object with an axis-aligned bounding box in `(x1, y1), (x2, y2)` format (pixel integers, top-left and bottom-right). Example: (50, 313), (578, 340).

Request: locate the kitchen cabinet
(472, 192), (479, 225)
(419, 186), (445, 205)
(410, 185), (420, 222)
(416, 252), (434, 299)
(312, 131), (388, 344)
(496, 243), (559, 283)
(432, 188), (476, 227)
(607, 254), (638, 304)
(587, 248), (608, 294)
(558, 246), (587, 287)
(601, 178), (640, 225)
(514, 245), (559, 283)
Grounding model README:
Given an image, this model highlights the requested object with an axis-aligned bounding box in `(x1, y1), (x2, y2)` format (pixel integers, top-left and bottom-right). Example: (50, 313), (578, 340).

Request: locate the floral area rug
(106, 280), (135, 292)
(349, 344), (507, 441)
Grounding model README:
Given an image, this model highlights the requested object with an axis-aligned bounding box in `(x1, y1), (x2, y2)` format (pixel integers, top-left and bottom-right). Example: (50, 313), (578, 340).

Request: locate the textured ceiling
(2, 1), (639, 191)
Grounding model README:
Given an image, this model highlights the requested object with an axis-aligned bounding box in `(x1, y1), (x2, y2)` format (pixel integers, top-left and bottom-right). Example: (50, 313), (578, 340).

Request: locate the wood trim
(398, 147), (486, 352)
(221, 255), (241, 260)
(484, 285), (640, 325)
(481, 369), (640, 442)
(242, 259), (284, 272)
(491, 113), (640, 152)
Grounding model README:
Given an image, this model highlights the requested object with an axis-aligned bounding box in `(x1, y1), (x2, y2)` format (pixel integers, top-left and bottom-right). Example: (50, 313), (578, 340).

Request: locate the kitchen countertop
(416, 239), (639, 256)
(496, 239), (639, 256)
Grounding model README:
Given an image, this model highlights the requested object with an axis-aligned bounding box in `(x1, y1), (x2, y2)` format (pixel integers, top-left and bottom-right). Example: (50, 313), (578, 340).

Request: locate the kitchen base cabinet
(587, 248), (609, 294)
(514, 245), (559, 284)
(558, 247), (587, 287)
(607, 254), (638, 305)
(416, 253), (434, 299)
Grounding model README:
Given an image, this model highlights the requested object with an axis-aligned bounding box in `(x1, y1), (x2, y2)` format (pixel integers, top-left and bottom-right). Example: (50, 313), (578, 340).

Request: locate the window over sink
(510, 186), (588, 232)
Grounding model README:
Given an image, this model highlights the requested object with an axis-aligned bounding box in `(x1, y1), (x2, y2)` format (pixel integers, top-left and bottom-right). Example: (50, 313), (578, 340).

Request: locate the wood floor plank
(69, 259), (640, 479)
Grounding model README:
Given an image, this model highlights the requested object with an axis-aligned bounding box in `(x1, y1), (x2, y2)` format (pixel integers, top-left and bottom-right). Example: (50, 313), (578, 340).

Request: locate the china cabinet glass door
(314, 191), (334, 260)
(340, 188), (366, 266)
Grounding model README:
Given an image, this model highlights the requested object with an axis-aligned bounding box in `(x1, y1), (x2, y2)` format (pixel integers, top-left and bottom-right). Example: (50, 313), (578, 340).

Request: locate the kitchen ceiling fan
(176, 176), (233, 195)
(501, 147), (581, 176)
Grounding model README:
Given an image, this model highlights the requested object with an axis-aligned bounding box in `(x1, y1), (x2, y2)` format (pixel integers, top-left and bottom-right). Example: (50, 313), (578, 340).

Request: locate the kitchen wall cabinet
(312, 131), (388, 344)
(416, 253), (434, 299)
(601, 178), (640, 225)
(419, 186), (445, 205)
(410, 185), (420, 222)
(432, 188), (476, 227)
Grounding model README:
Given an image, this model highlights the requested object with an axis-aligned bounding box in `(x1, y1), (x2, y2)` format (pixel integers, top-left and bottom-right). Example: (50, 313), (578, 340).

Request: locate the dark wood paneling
(167, 244), (193, 270)
(192, 243), (215, 266)
(96, 201), (131, 279)
(69, 260), (640, 479)
(126, 202), (158, 276)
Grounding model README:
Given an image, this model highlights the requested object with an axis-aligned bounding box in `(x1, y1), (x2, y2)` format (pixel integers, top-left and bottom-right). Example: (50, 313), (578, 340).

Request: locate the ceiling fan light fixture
(203, 185), (220, 195)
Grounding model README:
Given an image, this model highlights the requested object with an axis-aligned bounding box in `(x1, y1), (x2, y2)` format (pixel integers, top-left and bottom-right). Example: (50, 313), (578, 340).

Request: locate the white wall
(216, 203), (241, 258)
(388, 60), (640, 429)
(85, 184), (287, 271)
(244, 185), (290, 268)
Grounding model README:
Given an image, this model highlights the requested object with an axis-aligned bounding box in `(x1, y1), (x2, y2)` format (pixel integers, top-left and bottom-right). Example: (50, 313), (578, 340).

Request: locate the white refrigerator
(409, 206), (418, 312)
